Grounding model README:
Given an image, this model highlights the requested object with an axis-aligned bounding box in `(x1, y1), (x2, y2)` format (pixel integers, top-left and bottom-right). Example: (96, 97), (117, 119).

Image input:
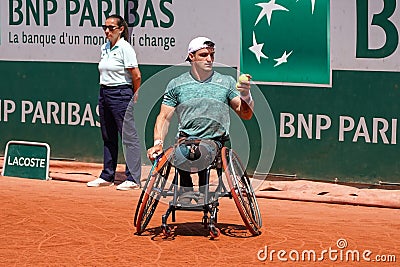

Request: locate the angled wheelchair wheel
(135, 148), (173, 234)
(221, 147), (262, 235)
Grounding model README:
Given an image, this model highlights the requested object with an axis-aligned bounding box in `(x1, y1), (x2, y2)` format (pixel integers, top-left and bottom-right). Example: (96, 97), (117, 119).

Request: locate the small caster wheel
(162, 225), (172, 237)
(209, 226), (220, 239)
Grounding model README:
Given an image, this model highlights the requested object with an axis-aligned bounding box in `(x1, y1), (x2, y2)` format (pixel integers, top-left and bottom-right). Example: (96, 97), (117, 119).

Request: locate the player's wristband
(153, 139), (163, 146)
(240, 91), (253, 105)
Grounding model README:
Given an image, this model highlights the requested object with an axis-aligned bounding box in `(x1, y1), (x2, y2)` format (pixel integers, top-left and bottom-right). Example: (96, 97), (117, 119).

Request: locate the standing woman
(87, 14), (142, 190)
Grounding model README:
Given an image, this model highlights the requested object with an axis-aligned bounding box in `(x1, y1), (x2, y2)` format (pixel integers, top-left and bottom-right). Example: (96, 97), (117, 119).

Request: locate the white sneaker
(87, 177), (113, 187)
(116, 180), (140, 191)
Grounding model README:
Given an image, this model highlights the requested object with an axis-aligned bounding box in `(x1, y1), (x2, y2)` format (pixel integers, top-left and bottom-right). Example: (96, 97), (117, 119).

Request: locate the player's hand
(147, 145), (163, 160)
(236, 74), (252, 97)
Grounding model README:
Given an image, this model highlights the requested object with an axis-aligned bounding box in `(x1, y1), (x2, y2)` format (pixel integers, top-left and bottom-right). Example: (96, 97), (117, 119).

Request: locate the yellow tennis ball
(237, 74), (249, 88)
(239, 74), (249, 82)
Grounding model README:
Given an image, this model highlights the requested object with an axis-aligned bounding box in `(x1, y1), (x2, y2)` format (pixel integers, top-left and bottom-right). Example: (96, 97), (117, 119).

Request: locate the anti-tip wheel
(162, 225), (173, 237)
(209, 226), (220, 239)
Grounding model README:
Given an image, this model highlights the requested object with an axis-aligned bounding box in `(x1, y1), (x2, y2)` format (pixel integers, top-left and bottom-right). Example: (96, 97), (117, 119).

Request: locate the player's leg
(177, 169), (194, 204)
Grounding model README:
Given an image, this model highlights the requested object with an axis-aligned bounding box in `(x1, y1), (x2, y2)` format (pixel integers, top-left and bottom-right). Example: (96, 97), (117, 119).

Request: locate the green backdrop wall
(0, 61), (399, 184)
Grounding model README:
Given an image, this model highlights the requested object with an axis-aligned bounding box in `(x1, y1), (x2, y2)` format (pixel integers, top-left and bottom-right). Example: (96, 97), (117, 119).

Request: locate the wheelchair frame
(134, 145), (262, 238)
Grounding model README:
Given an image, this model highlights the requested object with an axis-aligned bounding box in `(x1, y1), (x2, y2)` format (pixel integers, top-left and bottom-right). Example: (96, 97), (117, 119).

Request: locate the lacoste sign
(2, 141), (50, 180)
(240, 0), (331, 86)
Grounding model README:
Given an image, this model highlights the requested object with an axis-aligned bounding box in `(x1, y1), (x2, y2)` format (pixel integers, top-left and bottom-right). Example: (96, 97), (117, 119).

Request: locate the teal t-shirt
(162, 71), (240, 139)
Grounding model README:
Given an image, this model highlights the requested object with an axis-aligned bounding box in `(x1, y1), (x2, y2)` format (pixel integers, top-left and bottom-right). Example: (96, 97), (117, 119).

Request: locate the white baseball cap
(185, 36), (215, 61)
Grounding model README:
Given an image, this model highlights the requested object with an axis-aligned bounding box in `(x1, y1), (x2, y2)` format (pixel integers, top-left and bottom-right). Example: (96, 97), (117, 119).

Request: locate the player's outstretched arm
(147, 104), (175, 159)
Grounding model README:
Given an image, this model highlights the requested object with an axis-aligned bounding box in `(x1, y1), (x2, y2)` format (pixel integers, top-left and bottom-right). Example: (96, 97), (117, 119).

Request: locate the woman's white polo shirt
(98, 38), (138, 86)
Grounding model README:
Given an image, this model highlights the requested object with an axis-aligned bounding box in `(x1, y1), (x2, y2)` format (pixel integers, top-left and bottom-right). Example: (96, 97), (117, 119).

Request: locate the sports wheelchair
(134, 138), (262, 238)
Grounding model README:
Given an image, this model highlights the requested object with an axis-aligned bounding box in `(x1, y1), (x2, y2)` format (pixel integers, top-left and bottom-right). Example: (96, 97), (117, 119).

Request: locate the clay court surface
(1, 160), (399, 266)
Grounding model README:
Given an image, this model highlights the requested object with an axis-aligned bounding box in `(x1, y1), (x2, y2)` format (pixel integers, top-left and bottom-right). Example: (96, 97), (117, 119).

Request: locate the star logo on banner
(297, 0), (316, 14)
(255, 0), (289, 26)
(248, 0), (318, 66)
(274, 50), (293, 67)
(241, 0), (330, 85)
(248, 31), (269, 63)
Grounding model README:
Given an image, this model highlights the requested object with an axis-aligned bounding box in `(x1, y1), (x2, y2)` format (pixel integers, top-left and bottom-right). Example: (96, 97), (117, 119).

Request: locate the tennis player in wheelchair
(146, 36), (254, 206)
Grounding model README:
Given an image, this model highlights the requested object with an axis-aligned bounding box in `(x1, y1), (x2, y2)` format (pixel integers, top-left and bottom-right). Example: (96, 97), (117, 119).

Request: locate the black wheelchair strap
(178, 131), (229, 146)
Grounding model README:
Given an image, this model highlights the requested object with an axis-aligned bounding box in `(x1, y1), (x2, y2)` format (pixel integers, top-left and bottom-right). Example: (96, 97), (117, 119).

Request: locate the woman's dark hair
(108, 14), (129, 40)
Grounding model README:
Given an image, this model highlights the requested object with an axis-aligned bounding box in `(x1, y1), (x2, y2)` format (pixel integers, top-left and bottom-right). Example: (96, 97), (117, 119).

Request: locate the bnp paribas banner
(0, 0), (240, 66)
(239, 0), (330, 86)
(2, 0), (400, 73)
